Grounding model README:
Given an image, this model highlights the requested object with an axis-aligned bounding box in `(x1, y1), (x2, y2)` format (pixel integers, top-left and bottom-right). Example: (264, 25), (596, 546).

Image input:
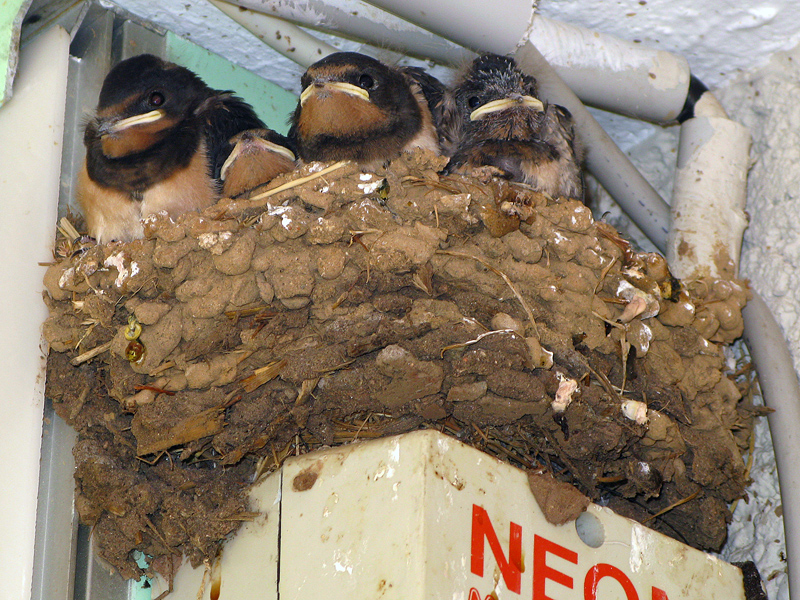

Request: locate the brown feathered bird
(218, 128), (297, 199)
(288, 52), (445, 168)
(444, 53), (583, 201)
(78, 54), (264, 243)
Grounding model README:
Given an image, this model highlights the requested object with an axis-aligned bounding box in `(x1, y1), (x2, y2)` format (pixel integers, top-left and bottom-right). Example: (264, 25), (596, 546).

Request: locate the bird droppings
(43, 149), (757, 583)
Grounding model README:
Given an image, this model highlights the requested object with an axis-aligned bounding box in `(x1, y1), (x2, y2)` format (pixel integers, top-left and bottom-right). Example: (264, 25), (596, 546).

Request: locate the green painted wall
(0, 0), (32, 107)
(166, 32), (297, 134)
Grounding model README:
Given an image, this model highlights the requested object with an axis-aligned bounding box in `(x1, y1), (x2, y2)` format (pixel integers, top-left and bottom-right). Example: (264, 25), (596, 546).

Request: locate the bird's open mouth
(102, 109), (166, 135)
(469, 95), (544, 121)
(220, 138), (296, 181)
(300, 81), (370, 106)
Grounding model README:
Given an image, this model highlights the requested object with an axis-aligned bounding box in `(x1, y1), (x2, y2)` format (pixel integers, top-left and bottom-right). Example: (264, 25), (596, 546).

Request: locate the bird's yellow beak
(469, 95), (544, 121)
(220, 138), (296, 181)
(300, 81), (371, 106)
(104, 109), (166, 135)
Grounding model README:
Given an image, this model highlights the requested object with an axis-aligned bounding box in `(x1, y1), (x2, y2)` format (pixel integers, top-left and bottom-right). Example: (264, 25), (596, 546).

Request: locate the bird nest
(43, 149), (757, 581)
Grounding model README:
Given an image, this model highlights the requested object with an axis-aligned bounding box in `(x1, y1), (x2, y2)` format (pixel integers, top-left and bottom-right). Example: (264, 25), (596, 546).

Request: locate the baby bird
(288, 52), (445, 168)
(78, 54), (264, 243)
(444, 53), (583, 201)
(218, 128), (297, 199)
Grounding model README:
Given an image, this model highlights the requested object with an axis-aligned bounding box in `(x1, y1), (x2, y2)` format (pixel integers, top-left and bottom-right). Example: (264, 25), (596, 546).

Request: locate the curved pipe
(742, 293), (800, 599)
(526, 15), (692, 124)
(214, 0), (473, 66)
(218, 0), (700, 126)
(209, 0), (338, 68)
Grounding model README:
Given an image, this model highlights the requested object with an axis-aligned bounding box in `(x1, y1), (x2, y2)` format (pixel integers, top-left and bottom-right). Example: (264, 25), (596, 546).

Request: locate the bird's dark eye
(468, 96), (482, 109)
(148, 91), (165, 107)
(358, 74), (375, 90)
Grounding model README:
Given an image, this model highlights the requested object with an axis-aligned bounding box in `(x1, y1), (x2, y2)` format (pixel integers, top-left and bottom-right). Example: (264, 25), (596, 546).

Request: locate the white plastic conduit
(218, 1), (693, 126)
(209, 0), (338, 67)
(742, 293), (800, 600)
(527, 15), (691, 123)
(215, 0), (473, 66)
(667, 94), (751, 280)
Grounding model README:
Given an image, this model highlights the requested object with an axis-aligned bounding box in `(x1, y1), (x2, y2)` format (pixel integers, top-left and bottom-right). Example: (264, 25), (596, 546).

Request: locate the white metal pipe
(514, 39), (671, 251)
(527, 15), (691, 124)
(218, 0), (473, 66)
(667, 94), (751, 280)
(209, 0), (338, 68)
(742, 292), (800, 599)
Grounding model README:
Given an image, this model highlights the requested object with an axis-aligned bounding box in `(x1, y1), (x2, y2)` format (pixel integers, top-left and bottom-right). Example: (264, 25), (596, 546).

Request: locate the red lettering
(584, 563), (639, 600)
(651, 587), (669, 600)
(470, 505), (523, 594)
(468, 587), (501, 600)
(533, 535), (578, 600)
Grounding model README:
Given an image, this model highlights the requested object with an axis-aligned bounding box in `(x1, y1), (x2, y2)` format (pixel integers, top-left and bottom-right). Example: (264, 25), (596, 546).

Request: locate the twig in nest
(71, 340), (112, 365)
(353, 412), (373, 442)
(591, 311), (624, 330)
(135, 406), (226, 456)
(57, 216), (81, 242)
(314, 359), (356, 375)
(143, 514), (181, 555)
(730, 427), (757, 514)
(585, 363), (622, 402)
(440, 329), (518, 358)
(619, 335), (631, 395)
(69, 384), (91, 420)
(224, 305), (273, 321)
(217, 512), (260, 522)
(437, 250), (538, 335)
(401, 175), (460, 194)
(471, 423), (535, 469)
(248, 161), (349, 202)
(75, 319), (98, 352)
(133, 384), (175, 396)
(348, 230), (374, 251)
(240, 359), (287, 393)
(136, 450), (168, 466)
(254, 439), (293, 482)
(594, 255), (618, 295)
(596, 475), (626, 484)
(643, 489), (701, 524)
(295, 378), (320, 406)
(149, 361), (175, 376)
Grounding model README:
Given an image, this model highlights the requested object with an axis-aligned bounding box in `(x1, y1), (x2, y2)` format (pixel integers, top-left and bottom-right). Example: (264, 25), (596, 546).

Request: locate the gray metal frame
(31, 5), (168, 598)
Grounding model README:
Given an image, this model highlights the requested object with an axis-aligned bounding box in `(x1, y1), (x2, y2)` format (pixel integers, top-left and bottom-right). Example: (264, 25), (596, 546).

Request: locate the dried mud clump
(44, 150), (756, 579)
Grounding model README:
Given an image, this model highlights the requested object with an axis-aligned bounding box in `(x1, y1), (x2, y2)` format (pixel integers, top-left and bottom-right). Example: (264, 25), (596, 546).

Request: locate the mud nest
(43, 150), (758, 580)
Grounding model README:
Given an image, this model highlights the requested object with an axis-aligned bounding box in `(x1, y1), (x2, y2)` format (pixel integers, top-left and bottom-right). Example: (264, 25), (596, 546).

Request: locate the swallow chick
(444, 53), (583, 201)
(78, 53), (264, 243)
(288, 52), (444, 168)
(218, 128), (297, 199)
